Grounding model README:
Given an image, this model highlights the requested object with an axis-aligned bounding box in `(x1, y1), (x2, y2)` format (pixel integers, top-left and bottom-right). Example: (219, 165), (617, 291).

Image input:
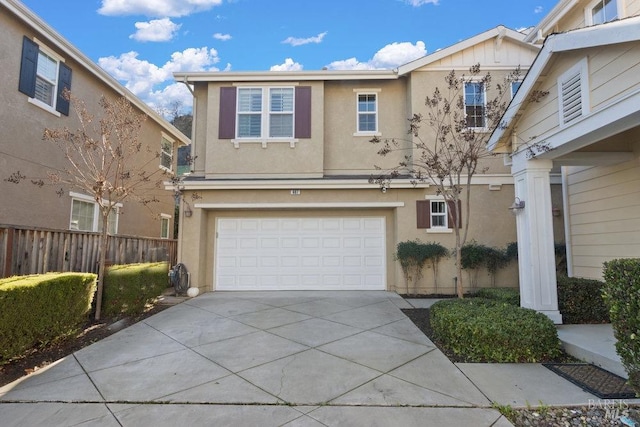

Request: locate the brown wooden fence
(0, 225), (177, 278)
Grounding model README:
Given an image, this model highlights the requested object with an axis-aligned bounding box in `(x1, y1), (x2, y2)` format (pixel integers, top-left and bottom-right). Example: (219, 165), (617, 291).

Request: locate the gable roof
(523, 0), (578, 44)
(396, 25), (539, 75)
(487, 15), (640, 152)
(2, 0), (190, 146)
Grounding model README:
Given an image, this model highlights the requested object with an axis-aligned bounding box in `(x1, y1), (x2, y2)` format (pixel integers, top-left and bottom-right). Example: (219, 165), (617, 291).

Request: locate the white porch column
(512, 155), (563, 324)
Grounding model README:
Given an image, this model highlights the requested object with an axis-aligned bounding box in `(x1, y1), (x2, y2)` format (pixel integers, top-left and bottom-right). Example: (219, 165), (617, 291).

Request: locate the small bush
(557, 275), (610, 324)
(474, 287), (520, 306)
(0, 273), (96, 363)
(603, 259), (640, 395)
(102, 262), (169, 318)
(430, 298), (562, 363)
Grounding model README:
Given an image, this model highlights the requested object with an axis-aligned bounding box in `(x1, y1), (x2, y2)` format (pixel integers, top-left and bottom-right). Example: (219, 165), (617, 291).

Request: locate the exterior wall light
(508, 197), (525, 214)
(184, 204), (193, 218)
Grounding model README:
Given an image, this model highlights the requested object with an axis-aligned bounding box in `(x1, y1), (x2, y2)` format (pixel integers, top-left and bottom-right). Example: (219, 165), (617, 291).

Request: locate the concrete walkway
(0, 292), (635, 426)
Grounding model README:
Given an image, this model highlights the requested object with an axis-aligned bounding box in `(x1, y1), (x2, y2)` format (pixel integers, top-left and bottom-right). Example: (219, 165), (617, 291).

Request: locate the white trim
(585, 0), (622, 26)
(160, 214), (171, 239)
(233, 82), (300, 87)
(195, 202), (405, 209)
(561, 167), (574, 277)
(28, 97), (61, 116)
(356, 91), (379, 134)
(427, 228), (453, 234)
(176, 70), (399, 82)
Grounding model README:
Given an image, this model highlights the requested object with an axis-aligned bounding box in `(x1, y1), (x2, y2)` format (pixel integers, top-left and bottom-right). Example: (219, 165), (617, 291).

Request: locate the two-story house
(173, 26), (548, 294)
(0, 0), (189, 240)
(489, 0), (640, 322)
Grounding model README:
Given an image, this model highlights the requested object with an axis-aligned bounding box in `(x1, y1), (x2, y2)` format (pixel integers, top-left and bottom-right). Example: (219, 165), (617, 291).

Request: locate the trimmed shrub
(474, 287), (520, 306)
(430, 298), (562, 363)
(0, 273), (96, 363)
(603, 259), (640, 395)
(557, 275), (610, 324)
(102, 262), (169, 318)
(396, 240), (448, 294)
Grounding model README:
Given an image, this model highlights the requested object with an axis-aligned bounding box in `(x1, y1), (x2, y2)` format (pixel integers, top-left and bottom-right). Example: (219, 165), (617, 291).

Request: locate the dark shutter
(56, 62), (72, 116)
(447, 200), (462, 229)
(416, 200), (430, 229)
(294, 86), (311, 138)
(18, 36), (38, 97)
(218, 87), (237, 139)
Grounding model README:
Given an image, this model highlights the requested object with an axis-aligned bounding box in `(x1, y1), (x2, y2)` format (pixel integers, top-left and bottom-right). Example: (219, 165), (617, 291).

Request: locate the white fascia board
(194, 202), (405, 210)
(524, 0), (579, 43)
(397, 26), (539, 76)
(174, 70), (399, 83)
(3, 0), (190, 147)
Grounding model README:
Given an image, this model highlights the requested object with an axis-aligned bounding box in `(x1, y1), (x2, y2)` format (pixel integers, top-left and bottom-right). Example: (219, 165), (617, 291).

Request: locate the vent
(561, 72), (582, 124)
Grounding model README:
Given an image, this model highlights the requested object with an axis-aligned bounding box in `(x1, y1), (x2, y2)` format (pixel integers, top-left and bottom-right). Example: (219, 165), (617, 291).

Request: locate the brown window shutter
(295, 86), (311, 138)
(447, 200), (462, 229)
(416, 200), (430, 229)
(218, 87), (236, 139)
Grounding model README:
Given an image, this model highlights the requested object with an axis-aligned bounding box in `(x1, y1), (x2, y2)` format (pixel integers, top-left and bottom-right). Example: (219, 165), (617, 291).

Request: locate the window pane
(34, 76), (54, 105)
(269, 114), (293, 137)
(593, 0), (617, 24)
(358, 113), (376, 132)
(238, 114), (261, 137)
(37, 52), (57, 82)
(270, 88), (293, 112)
(71, 200), (95, 231)
(431, 201), (446, 227)
(465, 83), (485, 128)
(358, 94), (376, 112)
(161, 217), (169, 239)
(161, 152), (172, 169)
(161, 138), (172, 169)
(98, 208), (118, 235)
(511, 81), (522, 98)
(238, 88), (262, 112)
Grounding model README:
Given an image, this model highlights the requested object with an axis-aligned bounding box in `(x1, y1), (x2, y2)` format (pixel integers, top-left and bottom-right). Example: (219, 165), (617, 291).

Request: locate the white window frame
(27, 38), (64, 117)
(585, 0), (622, 25)
(426, 195), (453, 234)
(160, 213), (171, 239)
(233, 86), (297, 147)
(463, 81), (487, 130)
(160, 133), (174, 172)
(557, 58), (590, 127)
(69, 192), (121, 234)
(354, 89), (381, 136)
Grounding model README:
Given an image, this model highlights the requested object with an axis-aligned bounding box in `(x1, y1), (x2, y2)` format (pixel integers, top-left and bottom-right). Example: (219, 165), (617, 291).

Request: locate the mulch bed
(543, 363), (637, 399)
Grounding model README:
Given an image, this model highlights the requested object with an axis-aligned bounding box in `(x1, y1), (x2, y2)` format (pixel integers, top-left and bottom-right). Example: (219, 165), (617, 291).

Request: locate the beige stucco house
(173, 26), (556, 294)
(489, 0), (640, 322)
(0, 0), (189, 239)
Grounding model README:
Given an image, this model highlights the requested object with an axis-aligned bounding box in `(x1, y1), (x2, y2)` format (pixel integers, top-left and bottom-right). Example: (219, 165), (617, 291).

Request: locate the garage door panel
(216, 217), (386, 291)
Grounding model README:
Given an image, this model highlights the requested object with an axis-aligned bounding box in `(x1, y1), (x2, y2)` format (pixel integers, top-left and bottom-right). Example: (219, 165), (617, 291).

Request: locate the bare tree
(370, 64), (522, 298)
(13, 92), (170, 319)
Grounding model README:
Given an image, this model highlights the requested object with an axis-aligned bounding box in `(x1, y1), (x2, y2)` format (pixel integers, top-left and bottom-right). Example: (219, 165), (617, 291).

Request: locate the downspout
(177, 77), (196, 265)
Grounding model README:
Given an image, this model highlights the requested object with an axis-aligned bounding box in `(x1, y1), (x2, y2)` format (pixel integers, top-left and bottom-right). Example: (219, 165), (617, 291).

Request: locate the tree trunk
(94, 210), (110, 320)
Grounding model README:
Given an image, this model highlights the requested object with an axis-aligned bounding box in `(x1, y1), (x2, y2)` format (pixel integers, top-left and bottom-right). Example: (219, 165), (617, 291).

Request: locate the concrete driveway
(0, 291), (511, 426)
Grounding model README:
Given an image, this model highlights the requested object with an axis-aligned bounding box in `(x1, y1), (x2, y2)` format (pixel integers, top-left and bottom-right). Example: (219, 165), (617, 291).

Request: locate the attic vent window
(558, 59), (589, 126)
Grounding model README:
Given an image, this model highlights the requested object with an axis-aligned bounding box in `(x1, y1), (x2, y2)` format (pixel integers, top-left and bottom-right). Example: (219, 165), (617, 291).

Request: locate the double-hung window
(589, 0), (618, 25)
(430, 200), (447, 228)
(70, 193), (119, 234)
(160, 214), (171, 239)
(356, 92), (378, 133)
(511, 81), (522, 99)
(464, 82), (486, 129)
(18, 37), (72, 116)
(160, 134), (174, 171)
(416, 198), (461, 232)
(236, 87), (295, 139)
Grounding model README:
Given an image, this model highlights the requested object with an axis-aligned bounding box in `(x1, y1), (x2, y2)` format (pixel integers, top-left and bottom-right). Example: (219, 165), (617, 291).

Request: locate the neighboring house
(0, 0), (189, 239)
(488, 0), (640, 322)
(173, 26), (550, 294)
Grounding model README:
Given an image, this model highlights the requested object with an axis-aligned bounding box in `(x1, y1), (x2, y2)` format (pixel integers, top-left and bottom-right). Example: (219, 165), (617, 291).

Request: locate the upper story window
(464, 82), (486, 129)
(589, 0), (618, 25)
(357, 93), (378, 133)
(219, 86), (311, 147)
(511, 81), (522, 99)
(160, 134), (174, 172)
(18, 37), (72, 116)
(236, 87), (294, 139)
(69, 192), (119, 234)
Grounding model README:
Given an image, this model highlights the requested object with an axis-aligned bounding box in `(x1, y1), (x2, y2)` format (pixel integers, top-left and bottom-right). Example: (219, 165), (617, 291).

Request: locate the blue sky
(20, 0), (558, 116)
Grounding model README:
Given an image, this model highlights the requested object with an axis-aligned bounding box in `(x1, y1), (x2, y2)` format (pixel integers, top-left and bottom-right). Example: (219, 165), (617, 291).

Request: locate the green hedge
(557, 275), (610, 324)
(102, 262), (169, 318)
(430, 298), (562, 362)
(0, 273), (96, 364)
(474, 288), (520, 306)
(603, 259), (640, 395)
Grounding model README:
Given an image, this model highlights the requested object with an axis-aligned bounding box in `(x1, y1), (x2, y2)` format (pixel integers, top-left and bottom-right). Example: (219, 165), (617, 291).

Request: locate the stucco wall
(0, 7), (179, 238)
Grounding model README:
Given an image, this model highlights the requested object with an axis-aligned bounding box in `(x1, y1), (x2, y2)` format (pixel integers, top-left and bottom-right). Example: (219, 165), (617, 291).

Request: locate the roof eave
(174, 70), (400, 83)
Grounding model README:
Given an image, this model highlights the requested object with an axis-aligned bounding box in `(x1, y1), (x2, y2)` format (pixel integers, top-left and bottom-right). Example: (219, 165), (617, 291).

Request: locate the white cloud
(98, 0), (223, 17)
(98, 47), (221, 112)
(270, 58), (303, 71)
(213, 32), (232, 41)
(327, 41), (426, 70)
(282, 31), (328, 47)
(130, 18), (181, 42)
(534, 6), (544, 13)
(404, 0), (439, 6)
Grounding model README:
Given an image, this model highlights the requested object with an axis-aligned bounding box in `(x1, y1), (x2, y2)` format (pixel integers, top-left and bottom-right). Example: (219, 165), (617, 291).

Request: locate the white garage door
(215, 217), (386, 290)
